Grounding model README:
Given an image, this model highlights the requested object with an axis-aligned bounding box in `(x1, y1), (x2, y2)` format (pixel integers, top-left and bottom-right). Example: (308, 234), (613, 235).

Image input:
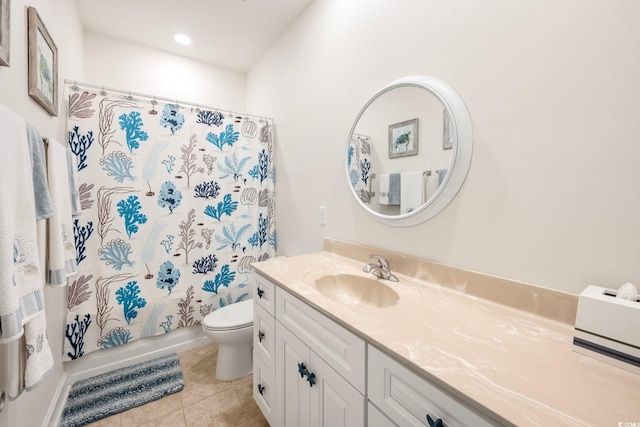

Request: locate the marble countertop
(253, 250), (640, 427)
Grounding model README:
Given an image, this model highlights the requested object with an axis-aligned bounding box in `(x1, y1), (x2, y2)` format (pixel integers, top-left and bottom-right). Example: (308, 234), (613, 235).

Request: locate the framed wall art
(28, 6), (58, 116)
(389, 118), (418, 158)
(0, 0), (9, 66)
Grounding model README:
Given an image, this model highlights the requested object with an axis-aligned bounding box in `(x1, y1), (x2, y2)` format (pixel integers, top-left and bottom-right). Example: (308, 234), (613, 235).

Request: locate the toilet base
(215, 342), (253, 381)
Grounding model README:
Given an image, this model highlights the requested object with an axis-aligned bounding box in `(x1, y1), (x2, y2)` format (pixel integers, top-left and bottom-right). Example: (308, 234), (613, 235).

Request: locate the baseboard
(47, 326), (209, 426)
(43, 375), (71, 427)
(65, 326), (209, 383)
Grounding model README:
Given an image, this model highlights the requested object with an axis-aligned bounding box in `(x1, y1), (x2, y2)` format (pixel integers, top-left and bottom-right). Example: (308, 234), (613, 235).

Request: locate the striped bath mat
(60, 353), (184, 427)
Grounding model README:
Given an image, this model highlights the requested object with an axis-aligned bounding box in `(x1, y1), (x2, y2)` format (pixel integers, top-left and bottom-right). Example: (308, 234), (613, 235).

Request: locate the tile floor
(86, 343), (269, 427)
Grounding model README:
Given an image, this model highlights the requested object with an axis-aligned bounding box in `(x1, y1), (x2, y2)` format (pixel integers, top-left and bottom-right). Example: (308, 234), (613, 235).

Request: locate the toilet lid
(203, 299), (253, 330)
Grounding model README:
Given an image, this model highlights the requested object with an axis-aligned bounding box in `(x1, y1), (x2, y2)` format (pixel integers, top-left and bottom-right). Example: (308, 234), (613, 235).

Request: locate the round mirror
(346, 76), (472, 226)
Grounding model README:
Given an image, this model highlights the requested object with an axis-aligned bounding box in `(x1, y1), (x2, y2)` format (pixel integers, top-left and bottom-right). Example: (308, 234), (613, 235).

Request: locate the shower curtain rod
(64, 79), (273, 121)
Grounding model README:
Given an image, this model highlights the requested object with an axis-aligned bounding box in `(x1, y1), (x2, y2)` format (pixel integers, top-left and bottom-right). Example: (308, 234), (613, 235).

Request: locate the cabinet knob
(297, 362), (308, 378)
(257, 383), (265, 395)
(427, 414), (443, 427)
(257, 287), (264, 298)
(306, 371), (316, 387)
(258, 330), (265, 342)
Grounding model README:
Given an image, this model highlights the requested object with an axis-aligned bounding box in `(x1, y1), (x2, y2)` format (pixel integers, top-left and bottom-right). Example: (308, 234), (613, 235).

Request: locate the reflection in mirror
(347, 86), (453, 216)
(346, 76), (472, 227)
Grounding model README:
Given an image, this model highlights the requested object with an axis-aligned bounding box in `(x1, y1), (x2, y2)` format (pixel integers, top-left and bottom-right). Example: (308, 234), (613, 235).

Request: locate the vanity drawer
(254, 354), (277, 426)
(368, 346), (495, 427)
(254, 273), (276, 316)
(254, 302), (275, 373)
(276, 287), (366, 393)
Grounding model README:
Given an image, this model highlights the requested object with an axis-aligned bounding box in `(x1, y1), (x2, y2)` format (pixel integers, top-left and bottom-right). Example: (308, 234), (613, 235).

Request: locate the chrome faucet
(363, 254), (399, 282)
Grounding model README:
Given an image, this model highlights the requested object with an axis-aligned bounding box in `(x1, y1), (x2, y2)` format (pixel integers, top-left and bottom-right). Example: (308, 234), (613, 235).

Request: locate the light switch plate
(319, 206), (327, 225)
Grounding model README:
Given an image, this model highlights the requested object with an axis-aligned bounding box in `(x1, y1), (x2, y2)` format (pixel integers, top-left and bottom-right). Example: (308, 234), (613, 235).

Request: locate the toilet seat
(203, 299), (253, 331)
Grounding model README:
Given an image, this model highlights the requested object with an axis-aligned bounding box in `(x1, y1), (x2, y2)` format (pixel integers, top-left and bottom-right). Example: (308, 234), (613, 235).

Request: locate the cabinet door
(276, 320), (312, 427)
(309, 352), (365, 427)
(276, 321), (366, 427)
(276, 287), (366, 393)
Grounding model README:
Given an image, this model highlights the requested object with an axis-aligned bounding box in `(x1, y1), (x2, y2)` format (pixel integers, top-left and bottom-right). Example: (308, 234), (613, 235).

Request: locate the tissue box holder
(573, 285), (640, 375)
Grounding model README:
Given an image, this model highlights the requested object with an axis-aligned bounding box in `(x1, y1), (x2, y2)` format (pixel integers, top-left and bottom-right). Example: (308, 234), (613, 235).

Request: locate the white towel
(0, 104), (45, 343)
(46, 139), (78, 285)
(7, 338), (25, 400)
(0, 104), (51, 400)
(23, 311), (53, 391)
(425, 172), (440, 201)
(379, 173), (390, 205)
(437, 168), (448, 186)
(400, 171), (425, 214)
(8, 311), (54, 399)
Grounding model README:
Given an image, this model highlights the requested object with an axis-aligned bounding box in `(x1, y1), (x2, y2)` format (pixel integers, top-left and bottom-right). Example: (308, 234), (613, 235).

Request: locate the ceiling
(75, 0), (313, 73)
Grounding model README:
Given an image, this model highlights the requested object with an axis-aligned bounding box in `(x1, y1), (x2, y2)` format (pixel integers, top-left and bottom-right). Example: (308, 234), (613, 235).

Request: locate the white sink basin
(311, 273), (399, 308)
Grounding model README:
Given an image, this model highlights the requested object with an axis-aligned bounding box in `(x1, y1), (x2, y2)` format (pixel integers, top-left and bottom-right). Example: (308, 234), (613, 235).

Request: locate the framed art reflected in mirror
(389, 118), (418, 158)
(28, 6), (58, 116)
(0, 0), (9, 67)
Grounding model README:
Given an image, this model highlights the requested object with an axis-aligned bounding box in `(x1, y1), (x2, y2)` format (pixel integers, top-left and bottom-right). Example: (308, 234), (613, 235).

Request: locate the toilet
(202, 299), (254, 381)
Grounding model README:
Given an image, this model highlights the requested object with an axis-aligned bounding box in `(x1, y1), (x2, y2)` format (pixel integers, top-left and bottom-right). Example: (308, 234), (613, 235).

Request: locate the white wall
(0, 1), (84, 426)
(247, 0), (640, 295)
(83, 31), (247, 112)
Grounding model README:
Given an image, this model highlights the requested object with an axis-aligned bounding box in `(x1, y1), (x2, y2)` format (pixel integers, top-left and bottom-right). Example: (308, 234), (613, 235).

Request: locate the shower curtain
(347, 133), (372, 203)
(63, 84), (275, 361)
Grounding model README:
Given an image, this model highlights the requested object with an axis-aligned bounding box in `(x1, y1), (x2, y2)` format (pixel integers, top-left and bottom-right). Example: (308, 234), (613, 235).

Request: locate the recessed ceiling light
(174, 33), (191, 45)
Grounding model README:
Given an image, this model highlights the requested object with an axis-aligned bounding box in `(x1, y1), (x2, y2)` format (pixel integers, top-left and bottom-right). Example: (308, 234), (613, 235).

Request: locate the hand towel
(0, 104), (45, 344)
(437, 169), (448, 186)
(7, 337), (25, 400)
(7, 311), (54, 399)
(425, 172), (440, 201)
(25, 124), (54, 221)
(46, 139), (78, 285)
(23, 311), (53, 391)
(400, 171), (425, 214)
(379, 173), (390, 205)
(379, 173), (401, 206)
(388, 173), (401, 205)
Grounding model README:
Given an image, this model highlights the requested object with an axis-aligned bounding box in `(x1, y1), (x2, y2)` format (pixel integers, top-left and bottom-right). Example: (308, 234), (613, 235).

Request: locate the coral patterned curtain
(347, 134), (372, 204)
(63, 84), (275, 361)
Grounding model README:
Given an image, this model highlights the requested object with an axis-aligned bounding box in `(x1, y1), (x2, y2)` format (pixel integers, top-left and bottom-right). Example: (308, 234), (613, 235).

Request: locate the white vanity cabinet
(253, 273), (498, 427)
(253, 274), (366, 427)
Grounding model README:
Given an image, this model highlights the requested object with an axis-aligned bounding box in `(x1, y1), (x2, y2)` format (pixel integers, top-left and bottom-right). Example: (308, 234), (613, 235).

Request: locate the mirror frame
(345, 75), (473, 227)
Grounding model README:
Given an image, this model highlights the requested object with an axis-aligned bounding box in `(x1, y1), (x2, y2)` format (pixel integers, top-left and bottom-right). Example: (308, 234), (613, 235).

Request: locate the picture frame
(443, 109), (453, 150)
(389, 118), (418, 158)
(0, 0), (9, 67)
(28, 7), (58, 116)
